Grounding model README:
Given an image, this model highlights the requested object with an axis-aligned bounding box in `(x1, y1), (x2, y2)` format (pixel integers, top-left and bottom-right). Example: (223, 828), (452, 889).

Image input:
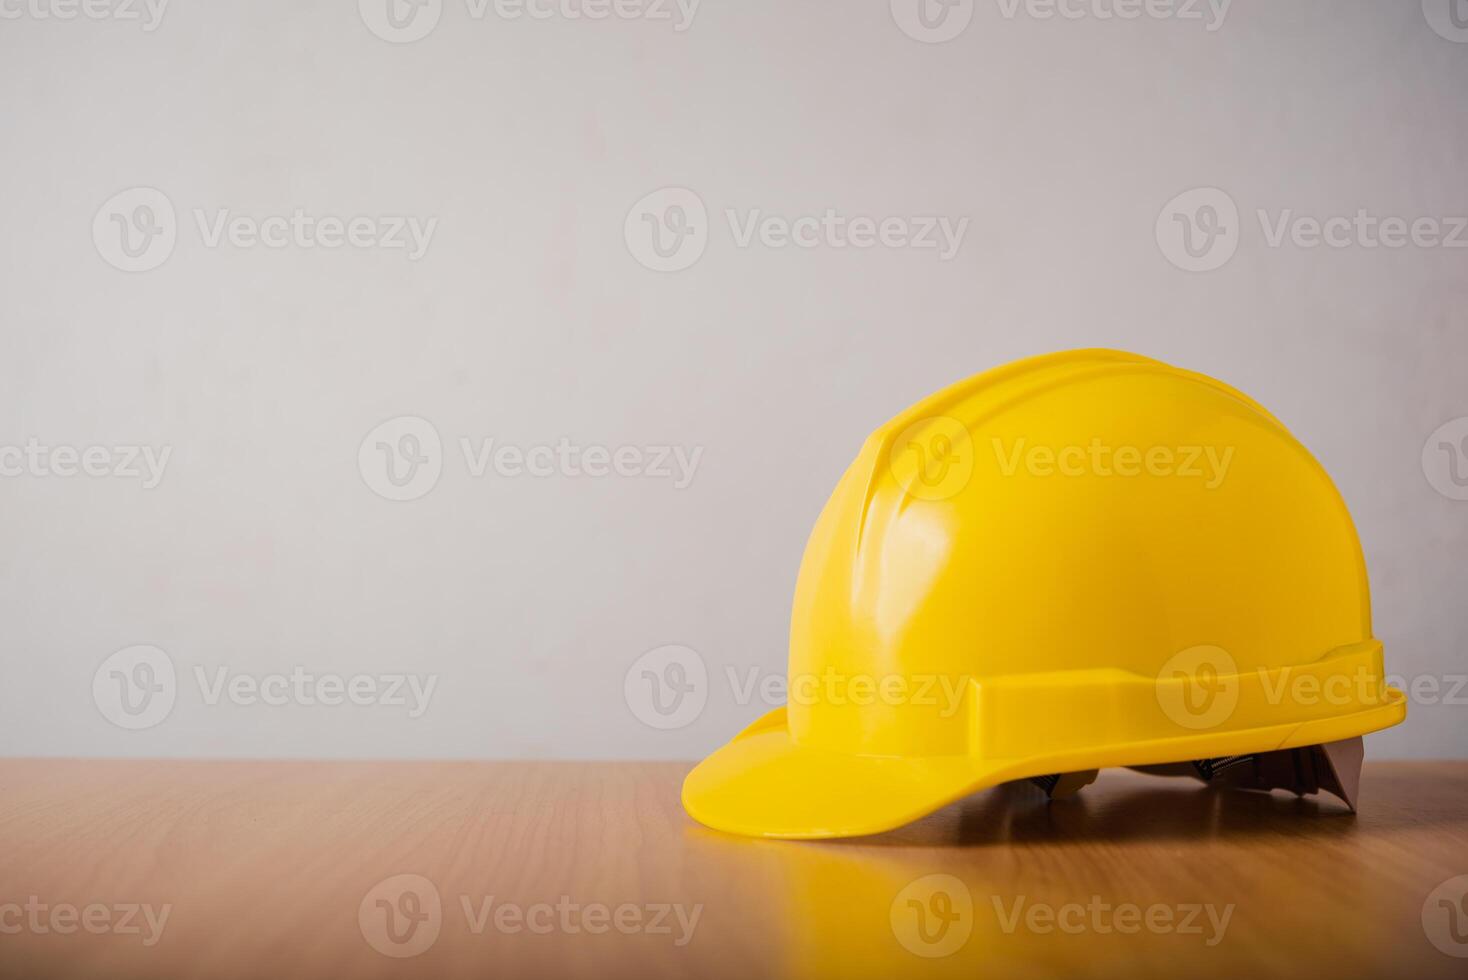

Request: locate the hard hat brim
(683, 693), (1407, 839)
(681, 707), (1023, 840)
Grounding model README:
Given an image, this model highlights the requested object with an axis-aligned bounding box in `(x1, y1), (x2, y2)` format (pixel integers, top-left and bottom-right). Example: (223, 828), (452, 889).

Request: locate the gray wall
(1, 0), (1464, 760)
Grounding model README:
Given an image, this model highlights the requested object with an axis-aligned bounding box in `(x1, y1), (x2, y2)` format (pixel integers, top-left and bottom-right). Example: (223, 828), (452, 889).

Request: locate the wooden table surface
(0, 759), (1464, 979)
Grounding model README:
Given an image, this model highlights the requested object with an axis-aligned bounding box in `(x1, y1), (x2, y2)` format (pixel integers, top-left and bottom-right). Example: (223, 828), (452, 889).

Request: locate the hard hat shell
(683, 349), (1406, 838)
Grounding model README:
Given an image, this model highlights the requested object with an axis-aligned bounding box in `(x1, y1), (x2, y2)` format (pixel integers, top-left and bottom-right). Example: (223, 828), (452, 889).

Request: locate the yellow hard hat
(683, 349), (1406, 839)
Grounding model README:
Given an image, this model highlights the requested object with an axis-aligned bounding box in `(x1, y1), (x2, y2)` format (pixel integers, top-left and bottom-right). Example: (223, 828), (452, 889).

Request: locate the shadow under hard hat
(1037, 736), (1364, 811)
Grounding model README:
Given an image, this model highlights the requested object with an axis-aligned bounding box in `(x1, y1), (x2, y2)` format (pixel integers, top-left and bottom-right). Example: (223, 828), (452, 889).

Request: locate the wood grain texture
(0, 760), (1464, 979)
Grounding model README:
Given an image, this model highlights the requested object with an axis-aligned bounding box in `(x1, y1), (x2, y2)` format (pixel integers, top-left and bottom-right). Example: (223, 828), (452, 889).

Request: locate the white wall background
(1, 0), (1464, 760)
